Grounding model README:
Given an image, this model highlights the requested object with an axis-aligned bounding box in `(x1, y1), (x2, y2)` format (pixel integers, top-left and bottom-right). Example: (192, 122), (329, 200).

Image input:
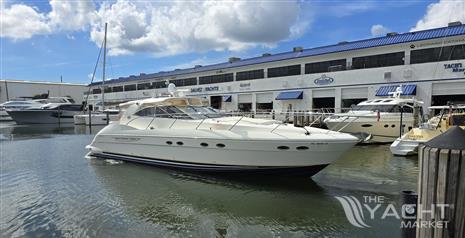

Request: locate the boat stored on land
(87, 88), (359, 176)
(390, 105), (465, 156)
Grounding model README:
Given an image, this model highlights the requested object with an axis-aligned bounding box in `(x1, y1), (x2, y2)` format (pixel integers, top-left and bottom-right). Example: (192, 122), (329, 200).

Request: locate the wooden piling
(416, 126), (465, 238)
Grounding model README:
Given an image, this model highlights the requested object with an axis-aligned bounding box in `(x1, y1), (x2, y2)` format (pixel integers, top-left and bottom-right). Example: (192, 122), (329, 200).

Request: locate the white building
(88, 23), (465, 112)
(0, 80), (87, 104)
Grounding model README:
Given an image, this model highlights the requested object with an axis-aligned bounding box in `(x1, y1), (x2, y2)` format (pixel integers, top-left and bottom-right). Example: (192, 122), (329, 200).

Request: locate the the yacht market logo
(335, 195), (450, 229)
(314, 74), (334, 85)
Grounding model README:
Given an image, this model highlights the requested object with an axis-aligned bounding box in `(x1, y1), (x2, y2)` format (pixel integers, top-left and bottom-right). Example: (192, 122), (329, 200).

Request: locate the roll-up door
(432, 81), (465, 95)
(313, 89), (335, 98)
(256, 93), (274, 103)
(341, 87), (368, 99)
(238, 94), (252, 103)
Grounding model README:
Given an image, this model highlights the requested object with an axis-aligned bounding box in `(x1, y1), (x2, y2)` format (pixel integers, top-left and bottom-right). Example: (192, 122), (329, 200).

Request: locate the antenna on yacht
(388, 85), (403, 99)
(167, 83), (177, 97)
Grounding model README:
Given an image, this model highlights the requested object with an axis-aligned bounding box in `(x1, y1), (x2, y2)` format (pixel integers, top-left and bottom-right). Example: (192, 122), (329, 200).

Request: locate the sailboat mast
(101, 23), (107, 111)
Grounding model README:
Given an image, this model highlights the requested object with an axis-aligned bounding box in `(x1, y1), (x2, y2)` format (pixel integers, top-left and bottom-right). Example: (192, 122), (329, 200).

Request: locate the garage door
(341, 87), (368, 99)
(432, 81), (465, 95)
(313, 89), (335, 98)
(238, 94), (252, 103)
(256, 93), (273, 103)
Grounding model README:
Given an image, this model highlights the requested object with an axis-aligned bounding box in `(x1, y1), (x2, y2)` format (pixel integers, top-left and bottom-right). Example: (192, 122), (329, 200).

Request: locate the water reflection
(0, 123), (105, 141)
(89, 161), (365, 237)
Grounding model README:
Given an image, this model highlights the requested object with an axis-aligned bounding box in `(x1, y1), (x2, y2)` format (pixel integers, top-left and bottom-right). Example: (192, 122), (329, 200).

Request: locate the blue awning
(276, 90), (303, 100)
(223, 95), (232, 102)
(376, 85), (416, 96)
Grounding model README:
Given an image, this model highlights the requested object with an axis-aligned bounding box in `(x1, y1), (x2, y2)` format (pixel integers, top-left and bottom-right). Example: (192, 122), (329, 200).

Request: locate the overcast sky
(1, 0), (464, 84)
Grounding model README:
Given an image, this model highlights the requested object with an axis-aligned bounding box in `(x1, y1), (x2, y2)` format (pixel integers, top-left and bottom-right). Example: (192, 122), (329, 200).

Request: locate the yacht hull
(325, 117), (414, 143)
(89, 152), (329, 176)
(0, 110), (12, 121)
(8, 110), (80, 124)
(390, 138), (421, 156)
(87, 124), (357, 176)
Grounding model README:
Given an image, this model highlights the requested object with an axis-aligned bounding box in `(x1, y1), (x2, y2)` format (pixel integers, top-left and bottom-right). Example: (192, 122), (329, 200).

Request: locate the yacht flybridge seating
(87, 87), (359, 176)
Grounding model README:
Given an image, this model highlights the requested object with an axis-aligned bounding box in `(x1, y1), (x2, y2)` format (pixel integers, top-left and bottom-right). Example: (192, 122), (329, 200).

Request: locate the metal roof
(91, 24), (465, 86)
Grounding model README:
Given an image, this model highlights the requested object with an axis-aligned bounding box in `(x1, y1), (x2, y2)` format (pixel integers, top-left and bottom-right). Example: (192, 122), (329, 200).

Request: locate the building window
(305, 59), (346, 74)
(112, 86), (123, 92)
(92, 88), (101, 94)
(199, 73), (233, 85)
(352, 52), (405, 69)
(137, 83), (151, 90)
(267, 64), (301, 78)
(124, 84), (137, 91)
(153, 81), (167, 89)
(169, 77), (197, 87)
(236, 69), (265, 81)
(103, 87), (112, 93)
(411, 44), (465, 64)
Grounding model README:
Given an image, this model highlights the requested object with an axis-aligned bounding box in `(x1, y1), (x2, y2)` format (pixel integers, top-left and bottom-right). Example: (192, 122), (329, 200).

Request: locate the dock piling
(416, 126), (465, 238)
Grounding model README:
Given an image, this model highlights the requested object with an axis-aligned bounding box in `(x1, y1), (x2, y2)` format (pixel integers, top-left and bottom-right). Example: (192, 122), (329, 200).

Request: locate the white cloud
(411, 0), (465, 31)
(1, 0), (307, 56)
(0, 4), (51, 40)
(48, 0), (96, 31)
(89, 1), (304, 56)
(371, 24), (390, 37)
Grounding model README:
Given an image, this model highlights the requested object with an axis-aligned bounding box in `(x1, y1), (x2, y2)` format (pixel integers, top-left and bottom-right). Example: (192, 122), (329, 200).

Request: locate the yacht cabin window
(352, 104), (413, 113)
(135, 105), (222, 119)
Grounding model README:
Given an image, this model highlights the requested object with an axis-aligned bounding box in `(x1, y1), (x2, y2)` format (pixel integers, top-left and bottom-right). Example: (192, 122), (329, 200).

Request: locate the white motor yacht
(7, 97), (82, 124)
(324, 87), (423, 143)
(0, 99), (49, 121)
(86, 86), (359, 176)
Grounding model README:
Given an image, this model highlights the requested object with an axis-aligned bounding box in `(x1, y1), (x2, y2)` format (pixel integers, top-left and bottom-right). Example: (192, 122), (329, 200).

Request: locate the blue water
(0, 122), (418, 237)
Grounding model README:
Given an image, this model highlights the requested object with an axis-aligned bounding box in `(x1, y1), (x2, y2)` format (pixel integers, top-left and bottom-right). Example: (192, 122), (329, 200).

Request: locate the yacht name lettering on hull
(444, 63), (465, 74)
(190, 86), (220, 93)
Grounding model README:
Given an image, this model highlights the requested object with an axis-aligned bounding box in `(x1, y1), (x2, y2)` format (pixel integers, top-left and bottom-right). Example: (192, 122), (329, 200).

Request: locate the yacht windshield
(351, 104), (413, 113)
(135, 105), (223, 119)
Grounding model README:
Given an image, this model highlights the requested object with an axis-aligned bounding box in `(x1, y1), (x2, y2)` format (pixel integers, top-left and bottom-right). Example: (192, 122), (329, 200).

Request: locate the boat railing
(151, 110), (337, 131)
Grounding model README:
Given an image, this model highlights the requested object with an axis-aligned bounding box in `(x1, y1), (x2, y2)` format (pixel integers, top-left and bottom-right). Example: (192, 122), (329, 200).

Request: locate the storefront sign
(190, 86), (220, 93)
(314, 75), (334, 85)
(444, 63), (465, 74)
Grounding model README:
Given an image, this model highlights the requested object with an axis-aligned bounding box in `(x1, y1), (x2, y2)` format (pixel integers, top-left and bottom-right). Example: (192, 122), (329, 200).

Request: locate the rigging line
(83, 39), (105, 110)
